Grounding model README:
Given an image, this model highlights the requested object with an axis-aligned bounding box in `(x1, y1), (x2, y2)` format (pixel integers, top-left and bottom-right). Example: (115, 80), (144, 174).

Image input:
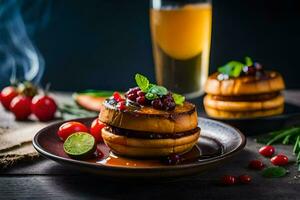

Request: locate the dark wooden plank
(0, 175), (299, 200)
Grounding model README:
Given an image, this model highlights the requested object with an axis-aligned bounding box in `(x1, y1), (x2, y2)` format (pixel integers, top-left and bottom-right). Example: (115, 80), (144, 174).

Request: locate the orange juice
(150, 3), (212, 97)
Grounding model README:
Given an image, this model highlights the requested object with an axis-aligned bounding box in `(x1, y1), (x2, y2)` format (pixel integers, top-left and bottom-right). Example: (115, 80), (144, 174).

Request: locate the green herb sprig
(256, 126), (300, 171)
(135, 73), (185, 105)
(218, 56), (253, 77)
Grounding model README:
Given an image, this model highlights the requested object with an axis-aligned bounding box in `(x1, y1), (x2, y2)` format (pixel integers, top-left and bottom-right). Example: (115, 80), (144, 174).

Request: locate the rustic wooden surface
(0, 91), (300, 200)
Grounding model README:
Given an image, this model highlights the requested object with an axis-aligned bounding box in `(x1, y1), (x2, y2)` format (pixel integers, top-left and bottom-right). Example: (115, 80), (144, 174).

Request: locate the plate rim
(32, 117), (246, 171)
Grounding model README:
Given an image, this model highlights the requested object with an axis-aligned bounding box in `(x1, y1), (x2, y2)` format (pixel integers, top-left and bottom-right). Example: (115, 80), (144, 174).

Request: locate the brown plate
(32, 117), (246, 178)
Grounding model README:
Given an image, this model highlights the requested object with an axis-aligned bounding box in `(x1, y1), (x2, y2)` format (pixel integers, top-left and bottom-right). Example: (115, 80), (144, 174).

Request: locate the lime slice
(63, 132), (96, 159)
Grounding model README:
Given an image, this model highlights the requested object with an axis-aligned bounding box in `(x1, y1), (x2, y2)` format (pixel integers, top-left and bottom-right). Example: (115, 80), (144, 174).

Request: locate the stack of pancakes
(204, 71), (285, 119)
(99, 101), (200, 157)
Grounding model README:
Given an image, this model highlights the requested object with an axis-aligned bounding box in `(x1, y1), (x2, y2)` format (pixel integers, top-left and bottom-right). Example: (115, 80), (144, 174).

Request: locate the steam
(0, 0), (50, 85)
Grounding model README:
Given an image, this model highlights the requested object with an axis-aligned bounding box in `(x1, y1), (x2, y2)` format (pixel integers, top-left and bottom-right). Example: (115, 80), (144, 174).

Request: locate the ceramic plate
(33, 117), (246, 178)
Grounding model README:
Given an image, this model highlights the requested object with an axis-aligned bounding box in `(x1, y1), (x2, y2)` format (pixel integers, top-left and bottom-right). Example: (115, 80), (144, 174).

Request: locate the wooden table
(1, 91), (300, 200)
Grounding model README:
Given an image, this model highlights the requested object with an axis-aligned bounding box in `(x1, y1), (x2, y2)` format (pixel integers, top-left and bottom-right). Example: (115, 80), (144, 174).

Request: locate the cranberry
(164, 154), (181, 165)
(151, 98), (163, 110)
(239, 175), (252, 184)
(117, 101), (126, 111)
(259, 145), (275, 157)
(221, 175), (237, 185)
(137, 91), (145, 97)
(136, 96), (147, 106)
(113, 92), (123, 102)
(127, 93), (137, 101)
(271, 154), (288, 166)
(248, 160), (265, 170)
(163, 99), (176, 111)
(243, 66), (256, 76)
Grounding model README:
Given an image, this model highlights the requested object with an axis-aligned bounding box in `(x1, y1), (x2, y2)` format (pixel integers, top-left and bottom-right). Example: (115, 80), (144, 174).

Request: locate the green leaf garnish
(134, 73), (185, 106)
(218, 61), (244, 78)
(148, 85), (168, 96)
(262, 167), (287, 178)
(217, 56), (255, 78)
(172, 93), (185, 106)
(245, 56), (253, 66)
(135, 73), (149, 92)
(145, 93), (158, 100)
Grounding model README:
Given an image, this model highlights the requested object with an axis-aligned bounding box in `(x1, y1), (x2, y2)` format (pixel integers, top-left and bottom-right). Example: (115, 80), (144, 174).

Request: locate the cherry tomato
(259, 145), (275, 157)
(221, 175), (237, 185)
(271, 154), (289, 166)
(31, 95), (57, 121)
(9, 95), (32, 120)
(248, 159), (265, 170)
(239, 175), (252, 184)
(90, 118), (105, 142)
(57, 121), (89, 141)
(0, 86), (18, 110)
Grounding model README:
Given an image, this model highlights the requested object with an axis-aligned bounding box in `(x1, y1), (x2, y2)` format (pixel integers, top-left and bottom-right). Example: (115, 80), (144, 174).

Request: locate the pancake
(102, 127), (200, 157)
(205, 71), (285, 96)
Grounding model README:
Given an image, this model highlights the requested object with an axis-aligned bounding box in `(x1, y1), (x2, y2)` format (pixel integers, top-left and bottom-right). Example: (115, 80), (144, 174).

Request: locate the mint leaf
(172, 93), (185, 106)
(145, 93), (158, 100)
(262, 167), (287, 178)
(148, 85), (168, 96)
(135, 73), (149, 92)
(245, 56), (253, 66)
(218, 61), (244, 78)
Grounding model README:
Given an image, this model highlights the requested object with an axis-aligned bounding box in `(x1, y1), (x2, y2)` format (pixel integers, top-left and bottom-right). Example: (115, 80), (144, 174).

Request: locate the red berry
(248, 160), (265, 170)
(0, 86), (18, 110)
(271, 154), (288, 166)
(239, 175), (252, 184)
(90, 118), (105, 142)
(136, 96), (147, 105)
(221, 175), (237, 185)
(113, 92), (123, 102)
(152, 98), (163, 110)
(117, 101), (126, 111)
(137, 91), (145, 97)
(9, 95), (32, 120)
(127, 93), (137, 101)
(57, 121), (89, 141)
(31, 95), (57, 121)
(259, 145), (275, 157)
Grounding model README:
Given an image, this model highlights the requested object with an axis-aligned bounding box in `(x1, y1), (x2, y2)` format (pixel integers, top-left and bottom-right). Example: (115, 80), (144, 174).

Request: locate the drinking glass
(150, 0), (212, 98)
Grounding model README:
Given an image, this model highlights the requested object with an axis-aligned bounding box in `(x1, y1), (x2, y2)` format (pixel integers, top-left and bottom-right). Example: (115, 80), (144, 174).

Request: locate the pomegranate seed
(221, 175), (237, 185)
(271, 154), (288, 166)
(117, 101), (126, 111)
(127, 93), (137, 101)
(259, 145), (275, 157)
(137, 91), (145, 97)
(136, 96), (147, 105)
(151, 98), (163, 110)
(113, 92), (123, 102)
(239, 175), (252, 184)
(248, 160), (265, 170)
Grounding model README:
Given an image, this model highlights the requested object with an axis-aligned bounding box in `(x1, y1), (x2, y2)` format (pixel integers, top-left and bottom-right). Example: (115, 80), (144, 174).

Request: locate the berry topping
(113, 92), (123, 102)
(117, 101), (126, 111)
(136, 96), (147, 106)
(242, 65), (256, 76)
(151, 98), (163, 110)
(127, 93), (138, 102)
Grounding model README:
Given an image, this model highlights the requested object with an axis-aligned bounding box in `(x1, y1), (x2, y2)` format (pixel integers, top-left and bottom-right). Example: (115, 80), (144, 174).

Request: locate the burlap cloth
(0, 107), (48, 168)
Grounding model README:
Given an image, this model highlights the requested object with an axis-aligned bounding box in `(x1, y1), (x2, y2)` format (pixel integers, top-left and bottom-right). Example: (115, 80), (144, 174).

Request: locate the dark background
(7, 0), (300, 90)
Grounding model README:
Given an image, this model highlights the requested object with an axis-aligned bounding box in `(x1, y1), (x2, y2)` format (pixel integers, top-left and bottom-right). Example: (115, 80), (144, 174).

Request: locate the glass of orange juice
(150, 0), (212, 98)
